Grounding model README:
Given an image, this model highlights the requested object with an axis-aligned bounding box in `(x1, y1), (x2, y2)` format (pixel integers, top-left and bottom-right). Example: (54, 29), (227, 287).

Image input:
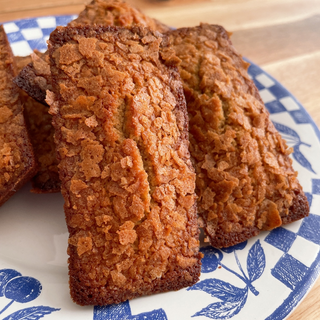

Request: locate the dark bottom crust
(31, 171), (61, 193)
(13, 64), (47, 105)
(282, 188), (309, 225)
(0, 156), (37, 207)
(207, 188), (309, 248)
(69, 256), (202, 306)
(207, 226), (260, 248)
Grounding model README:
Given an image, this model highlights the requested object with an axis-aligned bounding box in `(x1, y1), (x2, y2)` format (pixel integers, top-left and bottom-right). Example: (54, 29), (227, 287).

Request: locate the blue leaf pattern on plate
(273, 121), (316, 173)
(273, 122), (300, 139)
(293, 145), (316, 174)
(191, 240), (265, 319)
(247, 240), (265, 282)
(1, 306), (60, 320)
(189, 279), (247, 302)
(192, 292), (248, 320)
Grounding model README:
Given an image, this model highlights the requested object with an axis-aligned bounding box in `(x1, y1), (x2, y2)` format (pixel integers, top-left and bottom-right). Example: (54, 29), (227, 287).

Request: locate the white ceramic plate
(1, 15), (320, 320)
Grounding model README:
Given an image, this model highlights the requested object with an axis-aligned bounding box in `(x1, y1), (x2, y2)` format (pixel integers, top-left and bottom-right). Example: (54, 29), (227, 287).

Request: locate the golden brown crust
(15, 55), (60, 193)
(0, 26), (37, 206)
(13, 0), (170, 191)
(14, 0), (170, 106)
(162, 24), (309, 248)
(69, 0), (170, 34)
(47, 25), (201, 306)
(282, 188), (309, 225)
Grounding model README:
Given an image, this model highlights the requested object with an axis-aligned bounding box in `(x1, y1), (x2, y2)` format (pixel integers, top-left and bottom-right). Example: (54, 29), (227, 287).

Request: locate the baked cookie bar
(68, 0), (170, 33)
(14, 0), (169, 105)
(0, 26), (37, 206)
(15, 54), (60, 193)
(47, 25), (201, 305)
(162, 24), (309, 248)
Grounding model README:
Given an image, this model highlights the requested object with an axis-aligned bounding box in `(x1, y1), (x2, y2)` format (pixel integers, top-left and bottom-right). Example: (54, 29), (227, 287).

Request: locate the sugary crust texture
(0, 26), (37, 206)
(69, 0), (170, 34)
(14, 0), (170, 106)
(47, 25), (201, 305)
(161, 24), (309, 248)
(15, 55), (60, 193)
(13, 0), (169, 192)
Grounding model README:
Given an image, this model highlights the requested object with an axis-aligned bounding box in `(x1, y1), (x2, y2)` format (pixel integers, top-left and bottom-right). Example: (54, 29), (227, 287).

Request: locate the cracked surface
(47, 25), (201, 306)
(69, 0), (170, 33)
(162, 24), (309, 248)
(14, 0), (169, 106)
(13, 0), (170, 193)
(0, 26), (36, 206)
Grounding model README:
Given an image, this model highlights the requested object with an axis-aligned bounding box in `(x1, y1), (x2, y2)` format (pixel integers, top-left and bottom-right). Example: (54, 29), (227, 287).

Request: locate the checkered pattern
(248, 61), (318, 134)
(265, 213), (320, 289)
(247, 61), (320, 292)
(3, 15), (76, 56)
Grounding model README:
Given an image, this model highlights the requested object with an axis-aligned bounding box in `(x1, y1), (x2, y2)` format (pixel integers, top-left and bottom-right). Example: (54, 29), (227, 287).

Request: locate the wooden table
(1, 0), (320, 319)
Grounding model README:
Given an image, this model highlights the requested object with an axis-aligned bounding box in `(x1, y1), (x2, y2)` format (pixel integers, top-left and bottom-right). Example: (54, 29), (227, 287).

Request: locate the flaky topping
(68, 0), (170, 34)
(162, 24), (305, 246)
(0, 26), (36, 200)
(47, 25), (200, 300)
(14, 0), (170, 107)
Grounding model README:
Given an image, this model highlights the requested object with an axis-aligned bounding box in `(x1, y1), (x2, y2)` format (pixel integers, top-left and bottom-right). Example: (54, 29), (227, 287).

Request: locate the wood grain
(0, 0), (208, 23)
(264, 52), (320, 126)
(0, 0), (320, 319)
(230, 15), (320, 130)
(144, 0), (320, 30)
(231, 15), (320, 65)
(289, 279), (320, 319)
